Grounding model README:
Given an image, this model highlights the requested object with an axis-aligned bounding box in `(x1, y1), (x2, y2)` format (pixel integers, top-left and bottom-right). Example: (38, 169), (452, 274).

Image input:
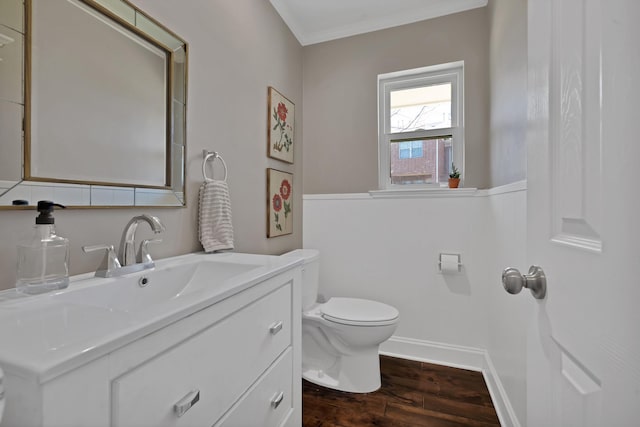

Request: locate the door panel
(549, 0), (603, 252)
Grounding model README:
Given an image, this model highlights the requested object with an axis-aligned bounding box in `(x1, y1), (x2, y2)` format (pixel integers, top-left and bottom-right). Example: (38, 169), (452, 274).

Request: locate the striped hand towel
(198, 180), (234, 252)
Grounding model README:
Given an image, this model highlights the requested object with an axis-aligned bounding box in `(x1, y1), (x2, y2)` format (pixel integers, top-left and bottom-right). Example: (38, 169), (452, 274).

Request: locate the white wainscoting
(303, 182), (527, 427)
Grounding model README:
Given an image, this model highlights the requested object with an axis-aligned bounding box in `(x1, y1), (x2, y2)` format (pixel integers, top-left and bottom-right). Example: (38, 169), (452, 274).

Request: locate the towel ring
(202, 150), (228, 182)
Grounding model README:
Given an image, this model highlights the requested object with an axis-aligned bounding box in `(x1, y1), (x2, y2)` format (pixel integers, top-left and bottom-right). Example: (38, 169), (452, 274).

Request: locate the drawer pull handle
(270, 391), (284, 409)
(174, 390), (200, 417)
(269, 321), (283, 335)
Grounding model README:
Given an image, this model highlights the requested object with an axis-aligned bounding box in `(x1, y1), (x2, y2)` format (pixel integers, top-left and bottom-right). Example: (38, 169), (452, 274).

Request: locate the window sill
(368, 187), (478, 199)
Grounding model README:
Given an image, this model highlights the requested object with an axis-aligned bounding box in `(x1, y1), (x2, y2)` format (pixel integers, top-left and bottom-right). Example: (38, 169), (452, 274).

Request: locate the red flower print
(277, 102), (288, 122)
(280, 180), (291, 200)
(272, 194), (282, 212)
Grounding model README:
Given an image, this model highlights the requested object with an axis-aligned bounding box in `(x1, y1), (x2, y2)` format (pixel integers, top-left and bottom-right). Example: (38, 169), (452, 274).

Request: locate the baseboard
(379, 336), (521, 427)
(481, 352), (522, 427)
(379, 336), (485, 371)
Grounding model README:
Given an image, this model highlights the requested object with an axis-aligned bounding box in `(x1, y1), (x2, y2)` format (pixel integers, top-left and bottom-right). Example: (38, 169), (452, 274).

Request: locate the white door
(526, 0), (640, 425)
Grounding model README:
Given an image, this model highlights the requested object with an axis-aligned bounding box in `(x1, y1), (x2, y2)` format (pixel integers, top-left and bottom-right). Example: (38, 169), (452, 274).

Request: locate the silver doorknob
(502, 266), (547, 299)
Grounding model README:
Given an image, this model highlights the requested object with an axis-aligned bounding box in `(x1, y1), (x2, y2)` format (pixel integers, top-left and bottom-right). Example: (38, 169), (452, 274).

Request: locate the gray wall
(302, 8), (490, 194)
(0, 0), (303, 291)
(488, 0), (528, 187)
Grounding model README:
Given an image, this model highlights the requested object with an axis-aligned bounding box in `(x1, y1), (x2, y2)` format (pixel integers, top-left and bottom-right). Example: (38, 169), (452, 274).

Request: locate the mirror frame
(1, 0), (188, 209)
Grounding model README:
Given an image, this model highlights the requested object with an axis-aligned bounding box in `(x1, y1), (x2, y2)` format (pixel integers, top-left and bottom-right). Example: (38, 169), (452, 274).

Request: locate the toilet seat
(320, 297), (399, 327)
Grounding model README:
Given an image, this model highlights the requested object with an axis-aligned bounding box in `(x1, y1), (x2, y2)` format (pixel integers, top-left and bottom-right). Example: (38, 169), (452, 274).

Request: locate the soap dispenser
(16, 201), (70, 295)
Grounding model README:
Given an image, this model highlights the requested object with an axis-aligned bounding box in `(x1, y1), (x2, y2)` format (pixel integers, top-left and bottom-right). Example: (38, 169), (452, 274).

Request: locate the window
(398, 141), (423, 159)
(378, 62), (464, 189)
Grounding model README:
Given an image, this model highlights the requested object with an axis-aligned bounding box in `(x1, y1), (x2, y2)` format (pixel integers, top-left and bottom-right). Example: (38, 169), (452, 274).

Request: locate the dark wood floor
(302, 355), (500, 427)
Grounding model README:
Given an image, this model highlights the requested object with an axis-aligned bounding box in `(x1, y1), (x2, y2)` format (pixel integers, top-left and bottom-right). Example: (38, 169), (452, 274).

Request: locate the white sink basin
(53, 260), (262, 314)
(0, 252), (302, 381)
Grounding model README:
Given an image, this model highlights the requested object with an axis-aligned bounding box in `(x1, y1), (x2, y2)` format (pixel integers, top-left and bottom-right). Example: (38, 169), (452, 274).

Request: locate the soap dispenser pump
(16, 201), (70, 295)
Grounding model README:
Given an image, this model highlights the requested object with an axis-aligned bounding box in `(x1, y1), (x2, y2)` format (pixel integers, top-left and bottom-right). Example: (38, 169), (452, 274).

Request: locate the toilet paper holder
(438, 253), (462, 273)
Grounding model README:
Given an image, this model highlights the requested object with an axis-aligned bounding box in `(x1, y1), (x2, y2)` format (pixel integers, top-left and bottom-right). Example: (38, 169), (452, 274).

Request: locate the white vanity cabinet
(0, 256), (302, 427)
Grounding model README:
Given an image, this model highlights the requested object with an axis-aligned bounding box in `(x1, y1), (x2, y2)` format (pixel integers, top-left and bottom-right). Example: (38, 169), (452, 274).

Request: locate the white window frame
(377, 61), (464, 189)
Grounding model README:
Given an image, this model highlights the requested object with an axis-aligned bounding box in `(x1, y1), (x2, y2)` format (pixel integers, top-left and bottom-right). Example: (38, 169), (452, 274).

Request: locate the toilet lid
(320, 297), (399, 326)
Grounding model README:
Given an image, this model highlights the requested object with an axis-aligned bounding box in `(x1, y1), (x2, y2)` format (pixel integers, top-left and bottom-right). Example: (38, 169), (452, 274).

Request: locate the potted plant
(448, 164), (461, 188)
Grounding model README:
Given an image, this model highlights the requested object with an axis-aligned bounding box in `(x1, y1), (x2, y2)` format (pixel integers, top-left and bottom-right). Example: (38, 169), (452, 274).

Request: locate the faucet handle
(139, 239), (162, 266)
(82, 244), (122, 277)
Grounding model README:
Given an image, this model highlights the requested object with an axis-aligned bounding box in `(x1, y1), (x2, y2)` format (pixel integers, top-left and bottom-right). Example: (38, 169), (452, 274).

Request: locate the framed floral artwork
(267, 87), (295, 164)
(267, 168), (293, 237)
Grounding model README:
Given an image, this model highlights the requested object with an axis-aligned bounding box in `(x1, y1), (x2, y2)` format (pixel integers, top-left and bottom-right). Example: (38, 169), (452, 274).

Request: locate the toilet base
(302, 348), (382, 393)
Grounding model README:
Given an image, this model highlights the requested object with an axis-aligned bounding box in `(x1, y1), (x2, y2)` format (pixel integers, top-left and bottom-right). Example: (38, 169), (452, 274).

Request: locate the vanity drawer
(111, 283), (292, 427)
(216, 348), (293, 427)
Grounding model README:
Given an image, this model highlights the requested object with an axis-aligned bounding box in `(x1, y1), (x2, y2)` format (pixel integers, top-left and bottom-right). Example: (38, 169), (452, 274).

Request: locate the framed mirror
(0, 0), (187, 208)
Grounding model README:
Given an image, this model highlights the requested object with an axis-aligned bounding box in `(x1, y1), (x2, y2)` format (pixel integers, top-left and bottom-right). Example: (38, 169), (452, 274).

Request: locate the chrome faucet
(82, 214), (165, 278)
(120, 214), (165, 266)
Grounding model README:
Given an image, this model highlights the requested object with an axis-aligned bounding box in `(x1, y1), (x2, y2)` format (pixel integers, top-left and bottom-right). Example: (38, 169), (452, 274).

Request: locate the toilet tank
(281, 249), (319, 311)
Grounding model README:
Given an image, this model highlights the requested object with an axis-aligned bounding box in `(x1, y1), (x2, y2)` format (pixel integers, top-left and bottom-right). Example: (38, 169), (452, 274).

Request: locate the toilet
(284, 249), (399, 393)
